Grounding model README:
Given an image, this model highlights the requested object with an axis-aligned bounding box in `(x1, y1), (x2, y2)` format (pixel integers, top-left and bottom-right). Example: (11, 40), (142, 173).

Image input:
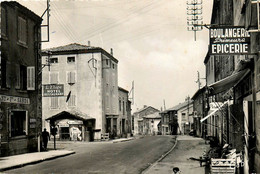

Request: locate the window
(123, 101), (125, 115)
(1, 58), (7, 88)
(50, 57), (58, 64)
(257, 58), (260, 91)
(27, 66), (35, 90)
(1, 8), (7, 37)
(68, 95), (76, 107)
(67, 72), (76, 84)
(20, 65), (28, 90)
(50, 72), (58, 84)
(10, 111), (27, 137)
(106, 59), (109, 65)
(182, 113), (186, 120)
(119, 100), (121, 111)
(112, 63), (115, 69)
(67, 57), (75, 63)
(50, 97), (59, 109)
(18, 16), (27, 45)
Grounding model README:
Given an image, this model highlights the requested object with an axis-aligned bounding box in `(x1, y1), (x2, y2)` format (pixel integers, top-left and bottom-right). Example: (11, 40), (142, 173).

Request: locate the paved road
(7, 136), (175, 174)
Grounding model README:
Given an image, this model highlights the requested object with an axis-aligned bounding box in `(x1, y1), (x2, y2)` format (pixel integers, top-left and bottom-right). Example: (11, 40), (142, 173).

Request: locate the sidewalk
(143, 135), (210, 174)
(0, 137), (135, 172)
(0, 150), (75, 172)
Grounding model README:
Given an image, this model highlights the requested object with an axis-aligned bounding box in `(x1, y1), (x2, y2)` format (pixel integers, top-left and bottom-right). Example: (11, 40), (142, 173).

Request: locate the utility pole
(195, 71), (206, 89)
(187, 0), (203, 41)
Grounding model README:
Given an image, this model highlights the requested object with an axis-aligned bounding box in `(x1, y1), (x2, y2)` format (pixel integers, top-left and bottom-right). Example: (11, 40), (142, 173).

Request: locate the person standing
(42, 128), (50, 151)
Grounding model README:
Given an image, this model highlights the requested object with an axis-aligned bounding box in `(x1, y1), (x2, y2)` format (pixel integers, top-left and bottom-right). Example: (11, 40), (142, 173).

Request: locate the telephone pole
(195, 71), (205, 89)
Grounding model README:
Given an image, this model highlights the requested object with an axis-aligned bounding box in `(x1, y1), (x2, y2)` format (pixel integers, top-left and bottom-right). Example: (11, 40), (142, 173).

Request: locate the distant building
(132, 106), (159, 135)
(143, 112), (161, 135)
(116, 87), (132, 138)
(160, 110), (177, 135)
(42, 43), (119, 141)
(162, 99), (193, 135)
(0, 2), (42, 156)
(191, 86), (207, 137)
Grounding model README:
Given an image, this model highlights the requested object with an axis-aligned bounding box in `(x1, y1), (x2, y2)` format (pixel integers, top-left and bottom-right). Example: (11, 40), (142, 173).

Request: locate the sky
(18, 0), (213, 112)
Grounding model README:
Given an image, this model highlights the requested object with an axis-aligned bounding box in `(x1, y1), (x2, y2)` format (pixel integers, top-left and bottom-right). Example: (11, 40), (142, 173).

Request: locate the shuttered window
(1, 8), (7, 37)
(67, 72), (76, 84)
(27, 66), (35, 90)
(18, 16), (27, 45)
(6, 61), (11, 88)
(50, 72), (58, 84)
(15, 64), (20, 89)
(50, 97), (59, 109)
(257, 58), (260, 91)
(68, 95), (76, 107)
(1, 59), (6, 88)
(20, 65), (27, 90)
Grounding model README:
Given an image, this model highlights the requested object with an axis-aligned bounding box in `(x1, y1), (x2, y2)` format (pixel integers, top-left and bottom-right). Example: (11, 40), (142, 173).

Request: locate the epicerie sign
(209, 27), (250, 55)
(43, 84), (64, 97)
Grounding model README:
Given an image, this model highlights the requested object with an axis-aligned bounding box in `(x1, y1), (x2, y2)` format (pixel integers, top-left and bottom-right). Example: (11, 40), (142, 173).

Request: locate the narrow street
(6, 136), (175, 174)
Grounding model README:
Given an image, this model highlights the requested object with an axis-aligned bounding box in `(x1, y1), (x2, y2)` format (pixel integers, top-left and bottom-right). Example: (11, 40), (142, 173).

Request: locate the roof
(133, 106), (159, 114)
(118, 86), (129, 93)
(46, 110), (95, 121)
(2, 1), (42, 22)
(42, 43), (98, 53)
(191, 86), (206, 100)
(161, 100), (193, 114)
(143, 112), (161, 119)
(42, 43), (118, 63)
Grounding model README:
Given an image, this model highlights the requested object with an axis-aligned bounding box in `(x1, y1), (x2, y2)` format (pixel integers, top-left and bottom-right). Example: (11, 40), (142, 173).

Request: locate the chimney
(144, 105), (147, 108)
(88, 41), (91, 46)
(110, 48), (113, 56)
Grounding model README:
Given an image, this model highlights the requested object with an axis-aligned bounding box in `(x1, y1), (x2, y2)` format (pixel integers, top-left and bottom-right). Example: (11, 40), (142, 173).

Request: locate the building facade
(132, 106), (159, 135)
(202, 0), (260, 172)
(116, 87), (131, 138)
(191, 86), (206, 137)
(42, 43), (119, 140)
(161, 99), (193, 135)
(142, 112), (161, 135)
(0, 2), (42, 156)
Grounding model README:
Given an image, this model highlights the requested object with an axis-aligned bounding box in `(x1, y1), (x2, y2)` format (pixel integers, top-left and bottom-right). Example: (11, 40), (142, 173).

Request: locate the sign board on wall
(43, 84), (64, 97)
(0, 95), (30, 104)
(209, 27), (250, 55)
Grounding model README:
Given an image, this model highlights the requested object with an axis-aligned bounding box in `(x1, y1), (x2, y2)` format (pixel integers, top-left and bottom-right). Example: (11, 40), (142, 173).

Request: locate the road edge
(0, 151), (75, 172)
(141, 135), (178, 174)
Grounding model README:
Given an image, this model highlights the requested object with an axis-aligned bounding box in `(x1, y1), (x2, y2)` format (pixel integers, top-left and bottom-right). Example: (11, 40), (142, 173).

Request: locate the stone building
(42, 43), (119, 141)
(0, 2), (42, 156)
(161, 99), (193, 135)
(202, 0), (260, 172)
(117, 87), (132, 138)
(132, 106), (159, 135)
(191, 86), (206, 137)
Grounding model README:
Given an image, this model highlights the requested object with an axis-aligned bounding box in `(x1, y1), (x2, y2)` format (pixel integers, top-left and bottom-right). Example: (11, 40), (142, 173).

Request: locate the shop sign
(68, 120), (83, 125)
(43, 84), (64, 97)
(0, 95), (30, 104)
(209, 27), (250, 55)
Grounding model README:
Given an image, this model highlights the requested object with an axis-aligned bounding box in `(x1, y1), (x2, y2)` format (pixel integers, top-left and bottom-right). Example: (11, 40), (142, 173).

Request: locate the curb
(112, 138), (135, 143)
(141, 136), (178, 174)
(0, 151), (75, 172)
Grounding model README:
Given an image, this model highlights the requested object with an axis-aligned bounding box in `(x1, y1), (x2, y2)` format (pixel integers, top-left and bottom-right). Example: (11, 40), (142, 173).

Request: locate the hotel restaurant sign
(210, 27), (250, 55)
(43, 84), (64, 97)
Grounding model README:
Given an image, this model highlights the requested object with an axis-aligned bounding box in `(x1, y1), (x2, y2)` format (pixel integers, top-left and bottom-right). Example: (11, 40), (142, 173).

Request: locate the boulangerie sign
(209, 26), (250, 55)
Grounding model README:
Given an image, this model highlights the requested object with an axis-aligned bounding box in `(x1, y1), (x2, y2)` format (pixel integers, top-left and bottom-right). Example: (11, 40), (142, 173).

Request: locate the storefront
(46, 110), (95, 142)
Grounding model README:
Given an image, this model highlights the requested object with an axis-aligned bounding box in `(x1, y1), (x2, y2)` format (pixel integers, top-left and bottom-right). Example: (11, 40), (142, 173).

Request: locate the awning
(46, 110), (95, 121)
(208, 69), (250, 95)
(200, 101), (228, 123)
